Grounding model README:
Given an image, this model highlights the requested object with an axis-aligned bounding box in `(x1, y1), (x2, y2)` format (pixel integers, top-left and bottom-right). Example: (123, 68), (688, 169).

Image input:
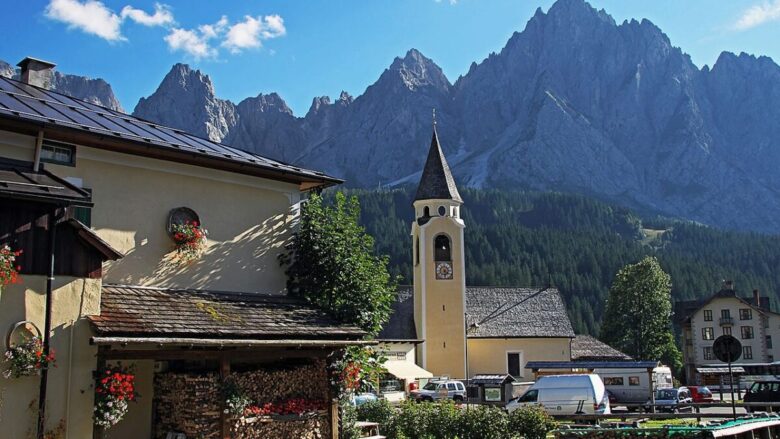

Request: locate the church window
(434, 235), (451, 261)
(415, 236), (420, 266)
(438, 205), (446, 216)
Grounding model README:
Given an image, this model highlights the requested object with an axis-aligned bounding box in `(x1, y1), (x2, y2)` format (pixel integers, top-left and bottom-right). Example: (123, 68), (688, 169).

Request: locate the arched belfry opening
(434, 234), (451, 262)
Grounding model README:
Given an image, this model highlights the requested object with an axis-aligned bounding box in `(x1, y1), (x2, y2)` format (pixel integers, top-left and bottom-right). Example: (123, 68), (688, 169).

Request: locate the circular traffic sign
(713, 335), (742, 363)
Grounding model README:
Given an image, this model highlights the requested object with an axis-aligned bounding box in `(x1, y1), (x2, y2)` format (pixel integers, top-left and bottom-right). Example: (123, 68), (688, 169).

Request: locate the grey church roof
(379, 286), (574, 340)
(466, 287), (574, 338)
(414, 127), (463, 203)
(378, 286), (418, 341)
(571, 335), (631, 361)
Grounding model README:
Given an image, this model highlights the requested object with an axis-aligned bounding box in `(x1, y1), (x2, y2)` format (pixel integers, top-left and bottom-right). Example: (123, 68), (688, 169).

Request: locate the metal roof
(0, 76), (340, 189)
(470, 374), (516, 385)
(0, 160), (92, 206)
(525, 360), (660, 370)
(697, 367), (746, 374)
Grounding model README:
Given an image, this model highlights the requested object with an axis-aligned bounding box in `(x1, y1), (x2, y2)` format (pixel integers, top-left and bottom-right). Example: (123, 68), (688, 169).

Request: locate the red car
(689, 386), (714, 403)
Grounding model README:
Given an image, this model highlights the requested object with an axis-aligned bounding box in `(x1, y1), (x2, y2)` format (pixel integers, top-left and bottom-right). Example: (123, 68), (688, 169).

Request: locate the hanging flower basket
(171, 220), (208, 263)
(3, 335), (55, 379)
(94, 367), (138, 428)
(0, 244), (22, 290)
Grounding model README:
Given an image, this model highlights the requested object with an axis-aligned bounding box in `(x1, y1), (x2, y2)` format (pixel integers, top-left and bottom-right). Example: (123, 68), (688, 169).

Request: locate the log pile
(231, 416), (329, 439)
(229, 359), (329, 402)
(153, 372), (222, 439)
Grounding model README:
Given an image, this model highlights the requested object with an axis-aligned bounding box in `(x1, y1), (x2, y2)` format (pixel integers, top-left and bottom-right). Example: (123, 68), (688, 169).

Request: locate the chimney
(754, 289), (761, 307)
(17, 57), (56, 89)
(723, 280), (734, 291)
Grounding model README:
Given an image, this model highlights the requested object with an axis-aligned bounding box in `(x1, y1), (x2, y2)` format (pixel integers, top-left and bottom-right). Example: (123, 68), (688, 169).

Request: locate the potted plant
(94, 367), (137, 428)
(3, 336), (54, 378)
(0, 244), (22, 290)
(171, 220), (208, 262)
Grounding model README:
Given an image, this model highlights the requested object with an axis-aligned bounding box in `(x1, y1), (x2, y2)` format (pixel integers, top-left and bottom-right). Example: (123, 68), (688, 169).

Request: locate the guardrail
(551, 402), (780, 422)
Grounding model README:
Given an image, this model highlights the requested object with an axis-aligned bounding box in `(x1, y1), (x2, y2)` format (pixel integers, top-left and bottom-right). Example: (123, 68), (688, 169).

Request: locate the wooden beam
(90, 336), (372, 348)
(99, 348), (332, 361)
(220, 357), (231, 439)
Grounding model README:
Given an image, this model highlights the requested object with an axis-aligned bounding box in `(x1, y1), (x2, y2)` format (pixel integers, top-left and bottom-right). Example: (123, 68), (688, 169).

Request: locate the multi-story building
(677, 281), (780, 385)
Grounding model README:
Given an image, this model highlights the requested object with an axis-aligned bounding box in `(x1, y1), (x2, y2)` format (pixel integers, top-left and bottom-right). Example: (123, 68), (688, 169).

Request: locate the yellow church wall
(467, 338), (572, 380)
(0, 130), (301, 293)
(0, 276), (101, 439)
(414, 208), (467, 379)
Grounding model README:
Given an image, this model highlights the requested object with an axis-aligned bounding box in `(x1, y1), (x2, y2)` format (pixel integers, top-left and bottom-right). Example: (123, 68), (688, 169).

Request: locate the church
(378, 126), (578, 381)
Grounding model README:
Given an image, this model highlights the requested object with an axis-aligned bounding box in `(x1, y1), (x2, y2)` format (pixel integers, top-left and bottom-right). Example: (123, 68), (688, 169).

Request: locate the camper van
(505, 374), (610, 415)
(594, 366), (673, 407)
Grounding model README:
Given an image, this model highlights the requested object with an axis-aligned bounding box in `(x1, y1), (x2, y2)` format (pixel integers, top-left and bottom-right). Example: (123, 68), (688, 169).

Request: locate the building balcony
(719, 317), (734, 326)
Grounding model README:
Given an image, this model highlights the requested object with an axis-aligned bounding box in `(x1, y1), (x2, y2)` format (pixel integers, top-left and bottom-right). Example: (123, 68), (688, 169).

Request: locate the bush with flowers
(3, 336), (54, 378)
(171, 220), (208, 262)
(94, 367), (138, 428)
(0, 244), (22, 289)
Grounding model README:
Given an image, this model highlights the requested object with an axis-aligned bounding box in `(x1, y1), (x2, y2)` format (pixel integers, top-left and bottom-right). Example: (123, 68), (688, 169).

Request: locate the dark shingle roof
(378, 286), (418, 341)
(466, 287), (574, 338)
(675, 288), (773, 325)
(379, 286), (574, 340)
(0, 159), (92, 206)
(571, 335), (631, 361)
(0, 76), (340, 188)
(414, 127), (462, 203)
(90, 285), (365, 339)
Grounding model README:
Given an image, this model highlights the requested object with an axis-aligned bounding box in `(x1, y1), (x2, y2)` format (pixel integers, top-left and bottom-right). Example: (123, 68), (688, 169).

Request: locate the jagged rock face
(130, 0), (780, 233)
(133, 64), (237, 142)
(0, 59), (123, 112)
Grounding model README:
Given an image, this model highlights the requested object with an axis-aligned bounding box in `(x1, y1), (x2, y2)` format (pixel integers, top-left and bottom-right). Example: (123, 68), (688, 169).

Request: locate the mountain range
(5, 0), (780, 234)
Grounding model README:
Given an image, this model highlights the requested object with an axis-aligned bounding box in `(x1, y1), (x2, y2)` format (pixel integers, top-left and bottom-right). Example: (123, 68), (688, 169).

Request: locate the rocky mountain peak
(337, 91), (353, 106)
(382, 49), (451, 93)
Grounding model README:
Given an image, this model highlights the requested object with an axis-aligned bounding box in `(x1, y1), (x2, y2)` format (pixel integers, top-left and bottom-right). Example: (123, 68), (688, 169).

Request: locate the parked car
(506, 374), (610, 415)
(351, 383), (379, 406)
(410, 380), (466, 402)
(744, 380), (780, 413)
(648, 387), (692, 413)
(688, 386), (714, 403)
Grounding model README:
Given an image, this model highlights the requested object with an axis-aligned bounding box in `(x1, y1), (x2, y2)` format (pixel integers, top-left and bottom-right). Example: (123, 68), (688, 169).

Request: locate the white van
(506, 374), (610, 415)
(595, 366), (673, 406)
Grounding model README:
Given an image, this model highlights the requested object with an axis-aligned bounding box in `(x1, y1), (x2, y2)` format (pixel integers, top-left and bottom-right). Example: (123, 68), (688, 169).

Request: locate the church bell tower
(411, 124), (467, 379)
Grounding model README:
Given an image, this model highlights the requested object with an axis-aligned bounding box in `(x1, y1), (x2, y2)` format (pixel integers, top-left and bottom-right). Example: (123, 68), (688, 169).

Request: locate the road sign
(713, 335), (742, 363)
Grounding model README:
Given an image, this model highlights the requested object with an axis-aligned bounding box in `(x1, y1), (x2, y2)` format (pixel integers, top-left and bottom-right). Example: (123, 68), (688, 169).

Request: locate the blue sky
(2, 0), (779, 115)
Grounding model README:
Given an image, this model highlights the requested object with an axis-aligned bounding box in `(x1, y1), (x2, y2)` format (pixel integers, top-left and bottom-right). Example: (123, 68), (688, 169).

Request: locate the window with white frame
(702, 327), (714, 340)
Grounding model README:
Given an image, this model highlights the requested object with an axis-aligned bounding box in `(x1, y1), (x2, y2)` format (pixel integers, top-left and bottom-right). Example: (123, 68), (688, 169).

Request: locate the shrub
(508, 405), (556, 439)
(340, 398), (360, 439)
(459, 405), (510, 439)
(357, 399), (397, 435)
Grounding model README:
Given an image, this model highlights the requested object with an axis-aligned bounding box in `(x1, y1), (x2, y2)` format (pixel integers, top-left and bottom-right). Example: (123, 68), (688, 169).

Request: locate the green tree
(601, 256), (681, 369)
(281, 192), (397, 336)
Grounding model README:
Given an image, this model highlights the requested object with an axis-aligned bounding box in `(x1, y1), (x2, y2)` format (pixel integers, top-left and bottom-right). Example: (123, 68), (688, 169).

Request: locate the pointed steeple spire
(414, 124), (462, 203)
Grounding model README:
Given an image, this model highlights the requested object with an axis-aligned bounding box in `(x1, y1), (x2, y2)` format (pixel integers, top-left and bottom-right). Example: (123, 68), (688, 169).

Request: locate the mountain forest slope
(339, 187), (780, 335)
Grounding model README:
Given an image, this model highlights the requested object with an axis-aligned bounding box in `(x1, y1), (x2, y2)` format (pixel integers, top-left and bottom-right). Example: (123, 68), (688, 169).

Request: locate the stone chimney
(17, 57), (56, 89)
(754, 289), (761, 307)
(723, 280), (734, 291)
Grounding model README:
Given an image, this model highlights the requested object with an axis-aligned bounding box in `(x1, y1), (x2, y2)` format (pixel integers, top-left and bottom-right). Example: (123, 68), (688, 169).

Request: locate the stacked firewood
(153, 372), (222, 439)
(230, 359), (329, 402)
(231, 417), (329, 439)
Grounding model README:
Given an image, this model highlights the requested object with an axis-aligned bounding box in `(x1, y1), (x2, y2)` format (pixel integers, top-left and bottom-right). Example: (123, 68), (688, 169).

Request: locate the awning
(697, 367), (746, 374)
(384, 360), (433, 381)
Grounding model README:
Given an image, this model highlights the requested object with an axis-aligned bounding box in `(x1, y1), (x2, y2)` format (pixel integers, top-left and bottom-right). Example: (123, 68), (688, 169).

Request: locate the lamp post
(464, 313), (479, 407)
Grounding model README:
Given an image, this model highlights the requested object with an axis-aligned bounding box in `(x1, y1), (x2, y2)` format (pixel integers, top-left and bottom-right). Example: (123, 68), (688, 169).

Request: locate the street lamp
(464, 313), (479, 406)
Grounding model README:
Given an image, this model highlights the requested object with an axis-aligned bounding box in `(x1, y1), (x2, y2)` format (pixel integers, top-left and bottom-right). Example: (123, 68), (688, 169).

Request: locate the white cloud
(222, 15), (286, 54)
(44, 0), (124, 41)
(164, 28), (216, 59)
(199, 16), (228, 39)
(734, 0), (780, 30)
(121, 3), (174, 27)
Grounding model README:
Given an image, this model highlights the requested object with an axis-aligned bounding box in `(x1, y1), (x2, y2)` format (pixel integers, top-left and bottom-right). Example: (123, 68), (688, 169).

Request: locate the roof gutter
(90, 336), (375, 348)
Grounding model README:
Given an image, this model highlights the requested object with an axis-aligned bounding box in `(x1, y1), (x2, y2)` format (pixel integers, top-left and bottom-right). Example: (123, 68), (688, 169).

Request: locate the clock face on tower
(435, 261), (453, 280)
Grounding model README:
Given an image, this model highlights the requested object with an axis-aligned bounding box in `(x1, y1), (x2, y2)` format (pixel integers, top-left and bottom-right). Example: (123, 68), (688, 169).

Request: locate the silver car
(410, 380), (466, 402)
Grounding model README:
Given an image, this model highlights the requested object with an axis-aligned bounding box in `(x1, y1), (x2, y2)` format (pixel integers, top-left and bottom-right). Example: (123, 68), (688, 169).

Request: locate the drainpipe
(36, 207), (57, 439)
(33, 130), (44, 172)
